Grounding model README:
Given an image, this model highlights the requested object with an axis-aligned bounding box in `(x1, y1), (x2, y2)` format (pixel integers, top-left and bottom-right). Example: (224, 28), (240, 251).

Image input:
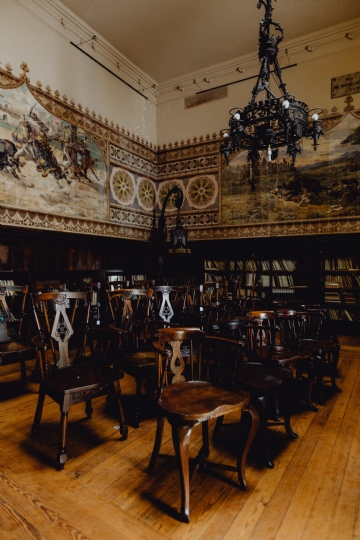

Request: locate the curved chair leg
(283, 379), (298, 440)
(298, 361), (318, 412)
(172, 422), (193, 523)
(147, 413), (165, 473)
(31, 385), (46, 436)
(237, 404), (259, 489)
(85, 399), (93, 418)
(113, 379), (128, 440)
(330, 346), (342, 393)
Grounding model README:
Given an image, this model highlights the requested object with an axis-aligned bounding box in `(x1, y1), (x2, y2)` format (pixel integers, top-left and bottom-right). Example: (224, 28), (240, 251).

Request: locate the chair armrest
(153, 341), (172, 357)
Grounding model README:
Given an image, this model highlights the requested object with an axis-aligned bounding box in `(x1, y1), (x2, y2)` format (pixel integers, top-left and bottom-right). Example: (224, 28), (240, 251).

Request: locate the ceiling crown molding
(158, 16), (360, 103)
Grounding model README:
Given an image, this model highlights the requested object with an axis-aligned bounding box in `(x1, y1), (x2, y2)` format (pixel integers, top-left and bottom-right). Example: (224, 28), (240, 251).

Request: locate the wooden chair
(247, 311), (315, 411)
(212, 318), (297, 468)
(298, 308), (341, 403)
(0, 284), (36, 381)
(106, 288), (156, 427)
(31, 291), (127, 469)
(147, 327), (259, 523)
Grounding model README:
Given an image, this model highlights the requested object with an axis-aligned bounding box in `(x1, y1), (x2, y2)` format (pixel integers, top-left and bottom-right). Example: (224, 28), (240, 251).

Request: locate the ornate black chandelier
(220, 0), (324, 170)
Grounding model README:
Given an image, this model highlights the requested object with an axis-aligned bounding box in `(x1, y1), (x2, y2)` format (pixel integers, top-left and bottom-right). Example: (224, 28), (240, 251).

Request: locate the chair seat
(159, 380), (250, 422)
(236, 363), (293, 392)
(256, 346), (311, 365)
(119, 350), (156, 379)
(299, 339), (337, 353)
(0, 340), (35, 365)
(45, 364), (124, 395)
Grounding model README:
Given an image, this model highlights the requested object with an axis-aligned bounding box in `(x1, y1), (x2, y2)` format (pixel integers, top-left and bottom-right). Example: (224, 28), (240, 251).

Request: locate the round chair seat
(256, 346), (311, 365)
(159, 380), (250, 421)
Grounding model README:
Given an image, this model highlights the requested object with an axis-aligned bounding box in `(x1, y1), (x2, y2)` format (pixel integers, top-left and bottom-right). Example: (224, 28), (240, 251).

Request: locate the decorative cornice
(188, 218), (360, 240)
(0, 206), (152, 241)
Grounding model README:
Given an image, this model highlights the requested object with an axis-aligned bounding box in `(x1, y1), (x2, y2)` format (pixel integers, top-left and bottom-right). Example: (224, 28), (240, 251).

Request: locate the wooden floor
(1, 335), (360, 540)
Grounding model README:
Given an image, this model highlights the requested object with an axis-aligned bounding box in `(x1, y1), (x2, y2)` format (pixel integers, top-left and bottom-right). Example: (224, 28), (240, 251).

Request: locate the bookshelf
(204, 258), (310, 305)
(322, 258), (360, 331)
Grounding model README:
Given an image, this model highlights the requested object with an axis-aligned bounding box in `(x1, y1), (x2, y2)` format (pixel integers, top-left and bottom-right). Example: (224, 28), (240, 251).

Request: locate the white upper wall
(1, 0), (157, 145)
(157, 19), (360, 145)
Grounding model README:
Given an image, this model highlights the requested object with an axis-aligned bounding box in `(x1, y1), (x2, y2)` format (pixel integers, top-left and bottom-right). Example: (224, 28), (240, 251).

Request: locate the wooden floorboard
(1, 336), (359, 539)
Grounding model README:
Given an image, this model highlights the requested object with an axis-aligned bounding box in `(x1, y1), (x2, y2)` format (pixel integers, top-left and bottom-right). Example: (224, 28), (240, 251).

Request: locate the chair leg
(213, 415), (224, 442)
(56, 397), (70, 470)
(113, 379), (128, 440)
(330, 345), (342, 393)
(298, 361), (318, 413)
(254, 396), (274, 469)
(85, 399), (93, 418)
(282, 379), (298, 440)
(134, 377), (143, 428)
(237, 404), (259, 490)
(31, 385), (46, 436)
(20, 359), (27, 382)
(147, 412), (165, 473)
(172, 422), (193, 523)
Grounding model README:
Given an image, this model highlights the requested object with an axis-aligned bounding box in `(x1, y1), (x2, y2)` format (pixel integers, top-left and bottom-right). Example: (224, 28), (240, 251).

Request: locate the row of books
(0, 280), (15, 286)
(328, 309), (360, 322)
(205, 259), (298, 272)
(325, 291), (359, 304)
(324, 258), (359, 270)
(325, 275), (359, 288)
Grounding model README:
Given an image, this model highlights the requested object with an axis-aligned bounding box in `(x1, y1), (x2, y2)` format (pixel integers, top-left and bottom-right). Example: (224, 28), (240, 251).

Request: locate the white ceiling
(59, 0), (360, 83)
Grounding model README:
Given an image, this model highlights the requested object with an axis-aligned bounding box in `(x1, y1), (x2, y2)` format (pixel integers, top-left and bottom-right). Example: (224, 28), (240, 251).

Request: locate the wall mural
(0, 82), (107, 220)
(222, 112), (360, 225)
(0, 64), (359, 240)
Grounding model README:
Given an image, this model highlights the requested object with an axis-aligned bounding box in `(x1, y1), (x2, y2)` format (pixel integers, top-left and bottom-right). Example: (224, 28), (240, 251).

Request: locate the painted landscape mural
(0, 83), (107, 220)
(222, 113), (360, 225)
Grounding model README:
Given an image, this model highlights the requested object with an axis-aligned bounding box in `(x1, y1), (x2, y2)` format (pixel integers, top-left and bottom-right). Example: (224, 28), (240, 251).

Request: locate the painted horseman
(12, 107), (70, 187)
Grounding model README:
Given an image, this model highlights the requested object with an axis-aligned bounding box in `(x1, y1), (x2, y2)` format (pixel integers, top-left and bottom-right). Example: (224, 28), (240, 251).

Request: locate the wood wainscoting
(1, 336), (359, 539)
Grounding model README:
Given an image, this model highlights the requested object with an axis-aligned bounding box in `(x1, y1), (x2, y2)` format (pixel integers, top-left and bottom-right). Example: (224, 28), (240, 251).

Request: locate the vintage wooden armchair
(212, 318), (297, 468)
(147, 327), (258, 523)
(31, 291), (127, 469)
(247, 311), (316, 411)
(297, 308), (341, 403)
(0, 284), (36, 381)
(106, 287), (156, 427)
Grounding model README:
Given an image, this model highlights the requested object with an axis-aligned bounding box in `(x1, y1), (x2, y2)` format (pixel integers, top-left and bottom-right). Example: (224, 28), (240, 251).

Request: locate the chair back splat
(148, 327), (259, 523)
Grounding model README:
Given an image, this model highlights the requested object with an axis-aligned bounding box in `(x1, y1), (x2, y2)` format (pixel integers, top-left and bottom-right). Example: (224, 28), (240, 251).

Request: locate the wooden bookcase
(204, 257), (310, 305)
(322, 257), (360, 334)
